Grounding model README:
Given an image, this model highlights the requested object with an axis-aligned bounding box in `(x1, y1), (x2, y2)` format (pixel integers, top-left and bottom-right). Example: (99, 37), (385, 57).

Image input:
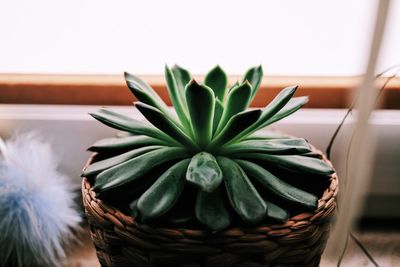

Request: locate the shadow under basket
(82, 153), (338, 267)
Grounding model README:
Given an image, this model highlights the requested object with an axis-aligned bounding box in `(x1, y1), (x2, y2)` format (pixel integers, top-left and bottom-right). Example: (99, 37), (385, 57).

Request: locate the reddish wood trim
(0, 74), (399, 108)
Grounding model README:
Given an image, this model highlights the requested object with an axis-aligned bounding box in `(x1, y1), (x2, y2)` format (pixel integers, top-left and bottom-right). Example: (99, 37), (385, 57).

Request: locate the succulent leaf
(235, 159), (318, 210)
(137, 159), (190, 220)
(245, 131), (289, 140)
(264, 200), (289, 222)
(88, 135), (168, 152)
(209, 109), (262, 150)
(204, 65), (228, 102)
(186, 152), (223, 192)
(172, 65), (191, 94)
(125, 71), (163, 100)
(233, 85), (298, 141)
(125, 71), (189, 134)
(83, 145), (163, 177)
(242, 65), (263, 101)
(165, 65), (192, 132)
(263, 96), (309, 126)
(212, 98), (224, 135)
(195, 188), (231, 231)
(129, 199), (139, 218)
(93, 147), (188, 195)
(236, 153), (335, 176)
(217, 156), (267, 223)
(125, 72), (175, 118)
(215, 81), (252, 135)
(90, 109), (170, 141)
(228, 81), (240, 93)
(260, 85), (298, 118)
(223, 138), (312, 155)
(135, 102), (197, 150)
(185, 80), (215, 148)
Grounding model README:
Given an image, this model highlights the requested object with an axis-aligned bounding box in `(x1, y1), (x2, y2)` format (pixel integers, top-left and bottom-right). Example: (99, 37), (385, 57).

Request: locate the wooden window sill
(0, 74), (399, 109)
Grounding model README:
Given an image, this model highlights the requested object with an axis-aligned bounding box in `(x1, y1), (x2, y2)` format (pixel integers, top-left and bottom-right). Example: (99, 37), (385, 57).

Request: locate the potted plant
(82, 65), (338, 267)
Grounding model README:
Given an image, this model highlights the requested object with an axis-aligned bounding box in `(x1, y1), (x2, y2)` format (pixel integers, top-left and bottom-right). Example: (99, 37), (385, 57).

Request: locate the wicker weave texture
(82, 164), (337, 267)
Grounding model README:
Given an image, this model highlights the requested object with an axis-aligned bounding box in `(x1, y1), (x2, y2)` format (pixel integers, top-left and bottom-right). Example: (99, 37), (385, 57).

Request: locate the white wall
(1, 0), (399, 76)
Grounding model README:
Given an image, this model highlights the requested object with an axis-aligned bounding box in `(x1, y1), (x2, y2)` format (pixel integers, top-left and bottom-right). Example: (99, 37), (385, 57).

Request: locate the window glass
(0, 0), (398, 75)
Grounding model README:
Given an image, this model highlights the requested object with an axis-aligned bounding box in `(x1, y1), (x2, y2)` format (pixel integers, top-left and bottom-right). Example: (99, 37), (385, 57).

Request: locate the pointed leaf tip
(204, 65), (228, 102)
(189, 78), (199, 86)
(165, 65), (191, 133)
(243, 66), (264, 102)
(214, 82), (252, 134)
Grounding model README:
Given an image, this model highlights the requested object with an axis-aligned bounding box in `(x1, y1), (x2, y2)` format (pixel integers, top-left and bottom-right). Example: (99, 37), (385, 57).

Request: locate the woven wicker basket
(82, 151), (338, 267)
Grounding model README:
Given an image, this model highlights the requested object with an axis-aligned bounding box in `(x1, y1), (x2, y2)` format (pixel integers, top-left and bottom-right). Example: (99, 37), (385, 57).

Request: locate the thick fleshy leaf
(137, 159), (190, 220)
(264, 200), (289, 222)
(93, 147), (188, 195)
(228, 81), (239, 93)
(88, 135), (167, 152)
(125, 72), (169, 112)
(172, 64), (191, 94)
(212, 98), (224, 135)
(208, 109), (262, 150)
(165, 65), (191, 132)
(129, 199), (139, 218)
(125, 72), (184, 130)
(242, 65), (263, 101)
(186, 80), (215, 148)
(215, 81), (252, 134)
(255, 85), (297, 126)
(195, 188), (231, 231)
(235, 160), (318, 210)
(222, 138), (312, 155)
(235, 153), (335, 176)
(233, 86), (298, 141)
(245, 131), (289, 140)
(82, 146), (162, 177)
(135, 102), (198, 150)
(217, 157), (267, 223)
(90, 109), (170, 141)
(186, 152), (223, 192)
(204, 65), (228, 101)
(263, 96), (309, 126)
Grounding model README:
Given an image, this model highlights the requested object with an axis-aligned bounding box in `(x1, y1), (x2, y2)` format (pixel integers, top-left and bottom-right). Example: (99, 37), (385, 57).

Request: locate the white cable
(0, 136), (8, 160)
(325, 0), (391, 262)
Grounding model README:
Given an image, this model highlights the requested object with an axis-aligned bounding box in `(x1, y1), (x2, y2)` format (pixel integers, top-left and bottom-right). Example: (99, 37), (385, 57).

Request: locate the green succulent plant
(83, 65), (335, 231)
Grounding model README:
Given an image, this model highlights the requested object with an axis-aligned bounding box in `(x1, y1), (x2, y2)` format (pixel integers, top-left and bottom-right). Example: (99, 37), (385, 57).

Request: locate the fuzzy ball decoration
(0, 132), (81, 267)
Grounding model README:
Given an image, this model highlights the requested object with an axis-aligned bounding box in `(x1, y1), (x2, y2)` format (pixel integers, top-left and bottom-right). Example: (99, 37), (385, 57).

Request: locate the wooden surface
(65, 227), (400, 267)
(1, 74), (399, 108)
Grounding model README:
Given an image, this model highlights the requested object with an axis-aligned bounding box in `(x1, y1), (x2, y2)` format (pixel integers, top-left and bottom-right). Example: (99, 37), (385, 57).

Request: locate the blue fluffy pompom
(0, 132), (81, 267)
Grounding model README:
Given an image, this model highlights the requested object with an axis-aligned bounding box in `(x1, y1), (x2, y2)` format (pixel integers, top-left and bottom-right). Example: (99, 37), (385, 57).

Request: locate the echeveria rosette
(82, 65), (335, 231)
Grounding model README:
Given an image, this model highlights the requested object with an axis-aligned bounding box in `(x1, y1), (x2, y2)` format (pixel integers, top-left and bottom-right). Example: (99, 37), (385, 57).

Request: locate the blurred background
(0, 0), (399, 266)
